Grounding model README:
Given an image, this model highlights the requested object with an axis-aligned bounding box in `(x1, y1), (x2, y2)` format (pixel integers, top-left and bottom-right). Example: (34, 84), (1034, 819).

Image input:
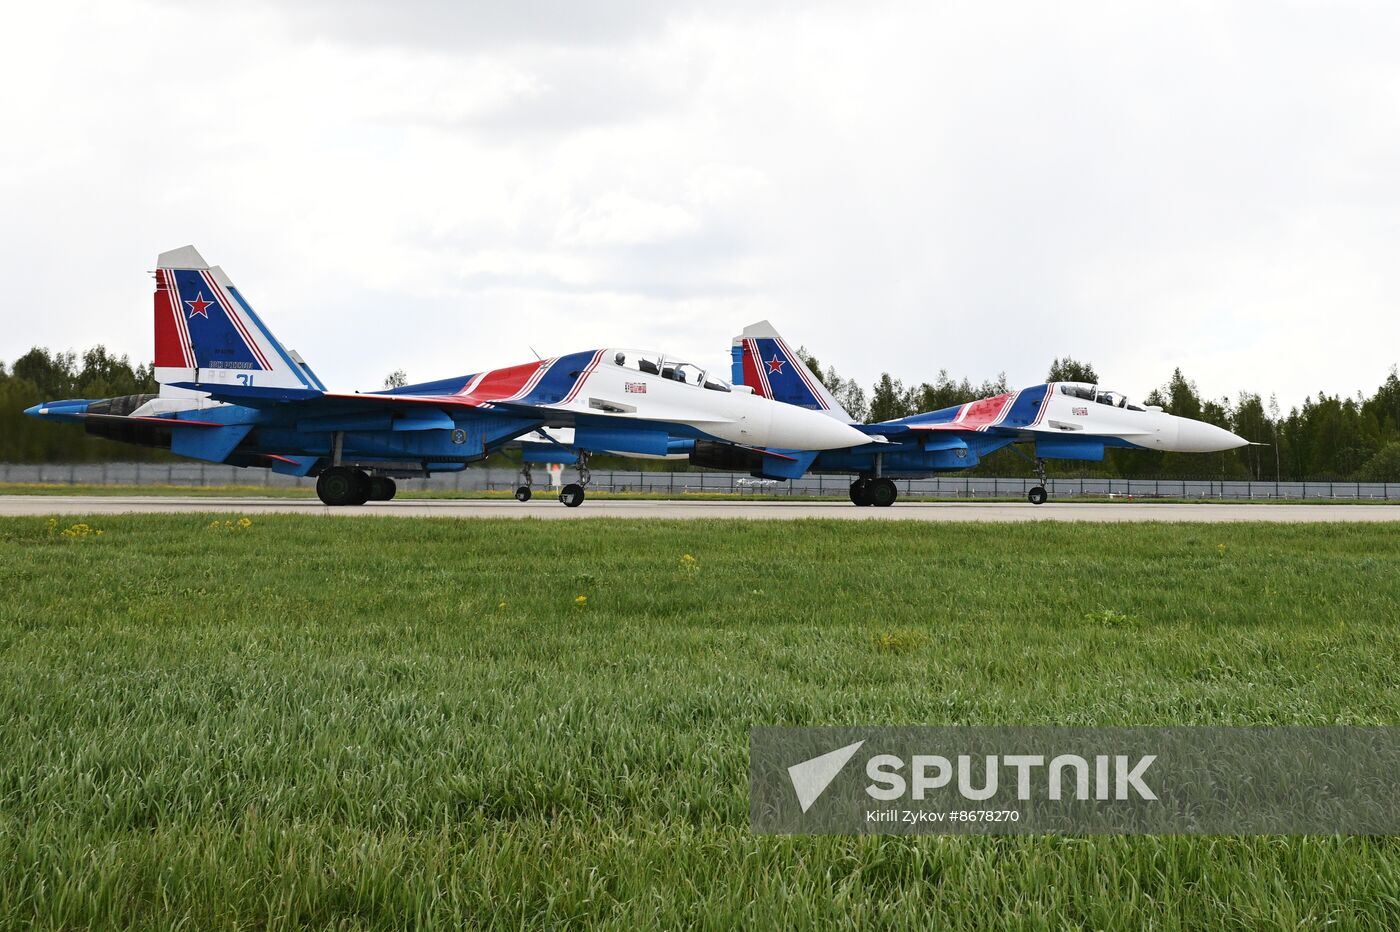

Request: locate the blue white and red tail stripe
(153, 245), (310, 392)
(731, 321), (854, 422)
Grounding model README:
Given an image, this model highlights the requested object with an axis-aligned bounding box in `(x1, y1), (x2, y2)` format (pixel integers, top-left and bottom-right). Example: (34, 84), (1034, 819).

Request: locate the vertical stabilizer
(154, 245), (313, 395)
(731, 321), (854, 422)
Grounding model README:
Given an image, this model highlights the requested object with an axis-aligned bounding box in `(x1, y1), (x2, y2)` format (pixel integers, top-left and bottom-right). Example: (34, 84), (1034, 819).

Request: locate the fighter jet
(23, 247), (868, 506)
(721, 321), (1249, 505)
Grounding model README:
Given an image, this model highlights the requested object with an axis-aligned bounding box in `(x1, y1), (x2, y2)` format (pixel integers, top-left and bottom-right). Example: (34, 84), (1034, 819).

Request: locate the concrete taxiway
(2, 496), (1398, 522)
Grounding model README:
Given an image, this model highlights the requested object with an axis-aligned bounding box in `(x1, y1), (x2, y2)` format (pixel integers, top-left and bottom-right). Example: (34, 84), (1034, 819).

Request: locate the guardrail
(1, 463), (1397, 500)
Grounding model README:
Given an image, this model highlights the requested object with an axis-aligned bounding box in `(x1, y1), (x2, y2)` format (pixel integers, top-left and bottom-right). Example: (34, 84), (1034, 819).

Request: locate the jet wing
(72, 413), (228, 428)
(320, 391), (487, 410)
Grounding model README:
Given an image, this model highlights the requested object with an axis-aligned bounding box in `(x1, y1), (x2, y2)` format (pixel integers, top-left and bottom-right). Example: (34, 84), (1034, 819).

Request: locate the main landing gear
(515, 463), (533, 502)
(559, 452), (591, 508)
(1027, 457), (1049, 506)
(317, 467), (397, 506)
(850, 477), (898, 507)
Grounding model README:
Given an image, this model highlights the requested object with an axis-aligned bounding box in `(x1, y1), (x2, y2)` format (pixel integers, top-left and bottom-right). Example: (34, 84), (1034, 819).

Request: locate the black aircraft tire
(368, 476), (397, 501)
(1028, 485), (1048, 506)
(870, 478), (898, 507)
(559, 483), (585, 507)
(348, 470), (372, 505)
(849, 479), (873, 506)
(317, 466), (366, 506)
(515, 486), (532, 502)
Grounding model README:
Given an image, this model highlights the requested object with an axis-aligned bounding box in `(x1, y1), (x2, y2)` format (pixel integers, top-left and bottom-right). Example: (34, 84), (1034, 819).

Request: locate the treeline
(799, 350), (1400, 482)
(4, 345), (1400, 481)
(0, 347), (165, 462)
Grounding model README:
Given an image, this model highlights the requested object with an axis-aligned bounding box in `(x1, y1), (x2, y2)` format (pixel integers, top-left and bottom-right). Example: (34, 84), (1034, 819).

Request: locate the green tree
(1361, 367), (1400, 444)
(794, 346), (869, 421)
(828, 371), (869, 423)
(1, 345), (162, 463)
(1357, 442), (1400, 483)
(1047, 356), (1098, 383)
(1231, 393), (1270, 479)
(868, 373), (914, 423)
(11, 348), (78, 398)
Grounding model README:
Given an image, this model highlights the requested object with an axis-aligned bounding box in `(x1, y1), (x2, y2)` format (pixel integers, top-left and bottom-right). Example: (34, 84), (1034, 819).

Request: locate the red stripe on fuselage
(494, 357), (556, 402)
(463, 361), (547, 402)
(956, 393), (1014, 431)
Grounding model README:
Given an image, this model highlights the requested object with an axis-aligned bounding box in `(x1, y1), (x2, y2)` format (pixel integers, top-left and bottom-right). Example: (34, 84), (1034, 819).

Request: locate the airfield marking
(3, 496), (1399, 522)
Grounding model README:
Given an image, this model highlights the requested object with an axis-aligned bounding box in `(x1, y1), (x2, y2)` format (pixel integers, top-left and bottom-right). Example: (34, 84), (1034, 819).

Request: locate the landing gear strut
(1028, 457), (1049, 506)
(317, 466), (370, 506)
(560, 452), (590, 507)
(515, 463), (533, 502)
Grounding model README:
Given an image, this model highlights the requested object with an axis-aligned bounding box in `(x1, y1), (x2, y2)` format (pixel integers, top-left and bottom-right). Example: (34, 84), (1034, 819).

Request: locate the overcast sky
(3, 1), (1397, 410)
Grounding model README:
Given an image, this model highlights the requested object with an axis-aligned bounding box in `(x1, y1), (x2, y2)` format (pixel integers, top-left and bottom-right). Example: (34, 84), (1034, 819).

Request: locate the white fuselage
(1034, 384), (1246, 453)
(542, 350), (870, 451)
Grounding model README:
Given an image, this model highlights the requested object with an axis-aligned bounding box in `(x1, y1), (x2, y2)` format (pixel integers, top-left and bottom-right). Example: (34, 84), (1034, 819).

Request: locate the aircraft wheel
(515, 486), (532, 502)
(348, 470), (372, 505)
(869, 477), (898, 507)
(317, 466), (370, 506)
(1028, 485), (1048, 505)
(559, 483), (585, 507)
(367, 476), (397, 501)
(849, 479), (873, 506)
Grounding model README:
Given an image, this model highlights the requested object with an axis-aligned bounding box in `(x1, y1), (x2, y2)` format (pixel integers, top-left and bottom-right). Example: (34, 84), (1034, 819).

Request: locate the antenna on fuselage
(528, 346), (543, 361)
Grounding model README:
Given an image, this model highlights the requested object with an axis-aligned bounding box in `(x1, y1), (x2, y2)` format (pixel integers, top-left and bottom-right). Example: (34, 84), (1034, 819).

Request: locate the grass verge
(2, 516), (1398, 928)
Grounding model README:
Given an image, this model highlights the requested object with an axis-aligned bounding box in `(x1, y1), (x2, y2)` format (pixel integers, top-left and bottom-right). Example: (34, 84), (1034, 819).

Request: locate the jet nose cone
(1174, 417), (1249, 453)
(826, 419), (875, 450)
(24, 399), (90, 422)
(769, 403), (873, 450)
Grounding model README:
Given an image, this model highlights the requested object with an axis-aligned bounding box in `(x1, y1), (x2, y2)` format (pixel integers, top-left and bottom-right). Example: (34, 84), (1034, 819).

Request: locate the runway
(3, 495), (1399, 522)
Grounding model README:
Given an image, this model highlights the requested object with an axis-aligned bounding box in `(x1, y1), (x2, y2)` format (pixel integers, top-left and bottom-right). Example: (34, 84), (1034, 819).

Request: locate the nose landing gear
(515, 463), (533, 502)
(1027, 457), (1049, 505)
(560, 452), (591, 507)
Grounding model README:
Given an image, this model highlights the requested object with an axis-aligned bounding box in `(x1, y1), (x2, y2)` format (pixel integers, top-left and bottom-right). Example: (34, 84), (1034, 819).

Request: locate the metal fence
(2, 462), (1397, 501)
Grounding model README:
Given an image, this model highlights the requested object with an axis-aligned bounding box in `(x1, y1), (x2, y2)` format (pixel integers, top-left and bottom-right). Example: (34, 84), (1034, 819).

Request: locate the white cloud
(1, 0), (1397, 409)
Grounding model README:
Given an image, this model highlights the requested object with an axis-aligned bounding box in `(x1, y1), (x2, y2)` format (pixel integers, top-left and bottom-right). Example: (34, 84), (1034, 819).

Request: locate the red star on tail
(767, 355), (785, 374)
(185, 293), (212, 318)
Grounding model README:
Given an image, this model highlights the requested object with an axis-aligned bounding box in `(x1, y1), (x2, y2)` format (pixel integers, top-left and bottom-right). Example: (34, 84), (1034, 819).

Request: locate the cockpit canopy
(1058, 382), (1145, 411)
(608, 349), (732, 392)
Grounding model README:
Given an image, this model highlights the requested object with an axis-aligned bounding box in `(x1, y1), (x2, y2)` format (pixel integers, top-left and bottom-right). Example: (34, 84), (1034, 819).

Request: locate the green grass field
(2, 515), (1399, 929)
